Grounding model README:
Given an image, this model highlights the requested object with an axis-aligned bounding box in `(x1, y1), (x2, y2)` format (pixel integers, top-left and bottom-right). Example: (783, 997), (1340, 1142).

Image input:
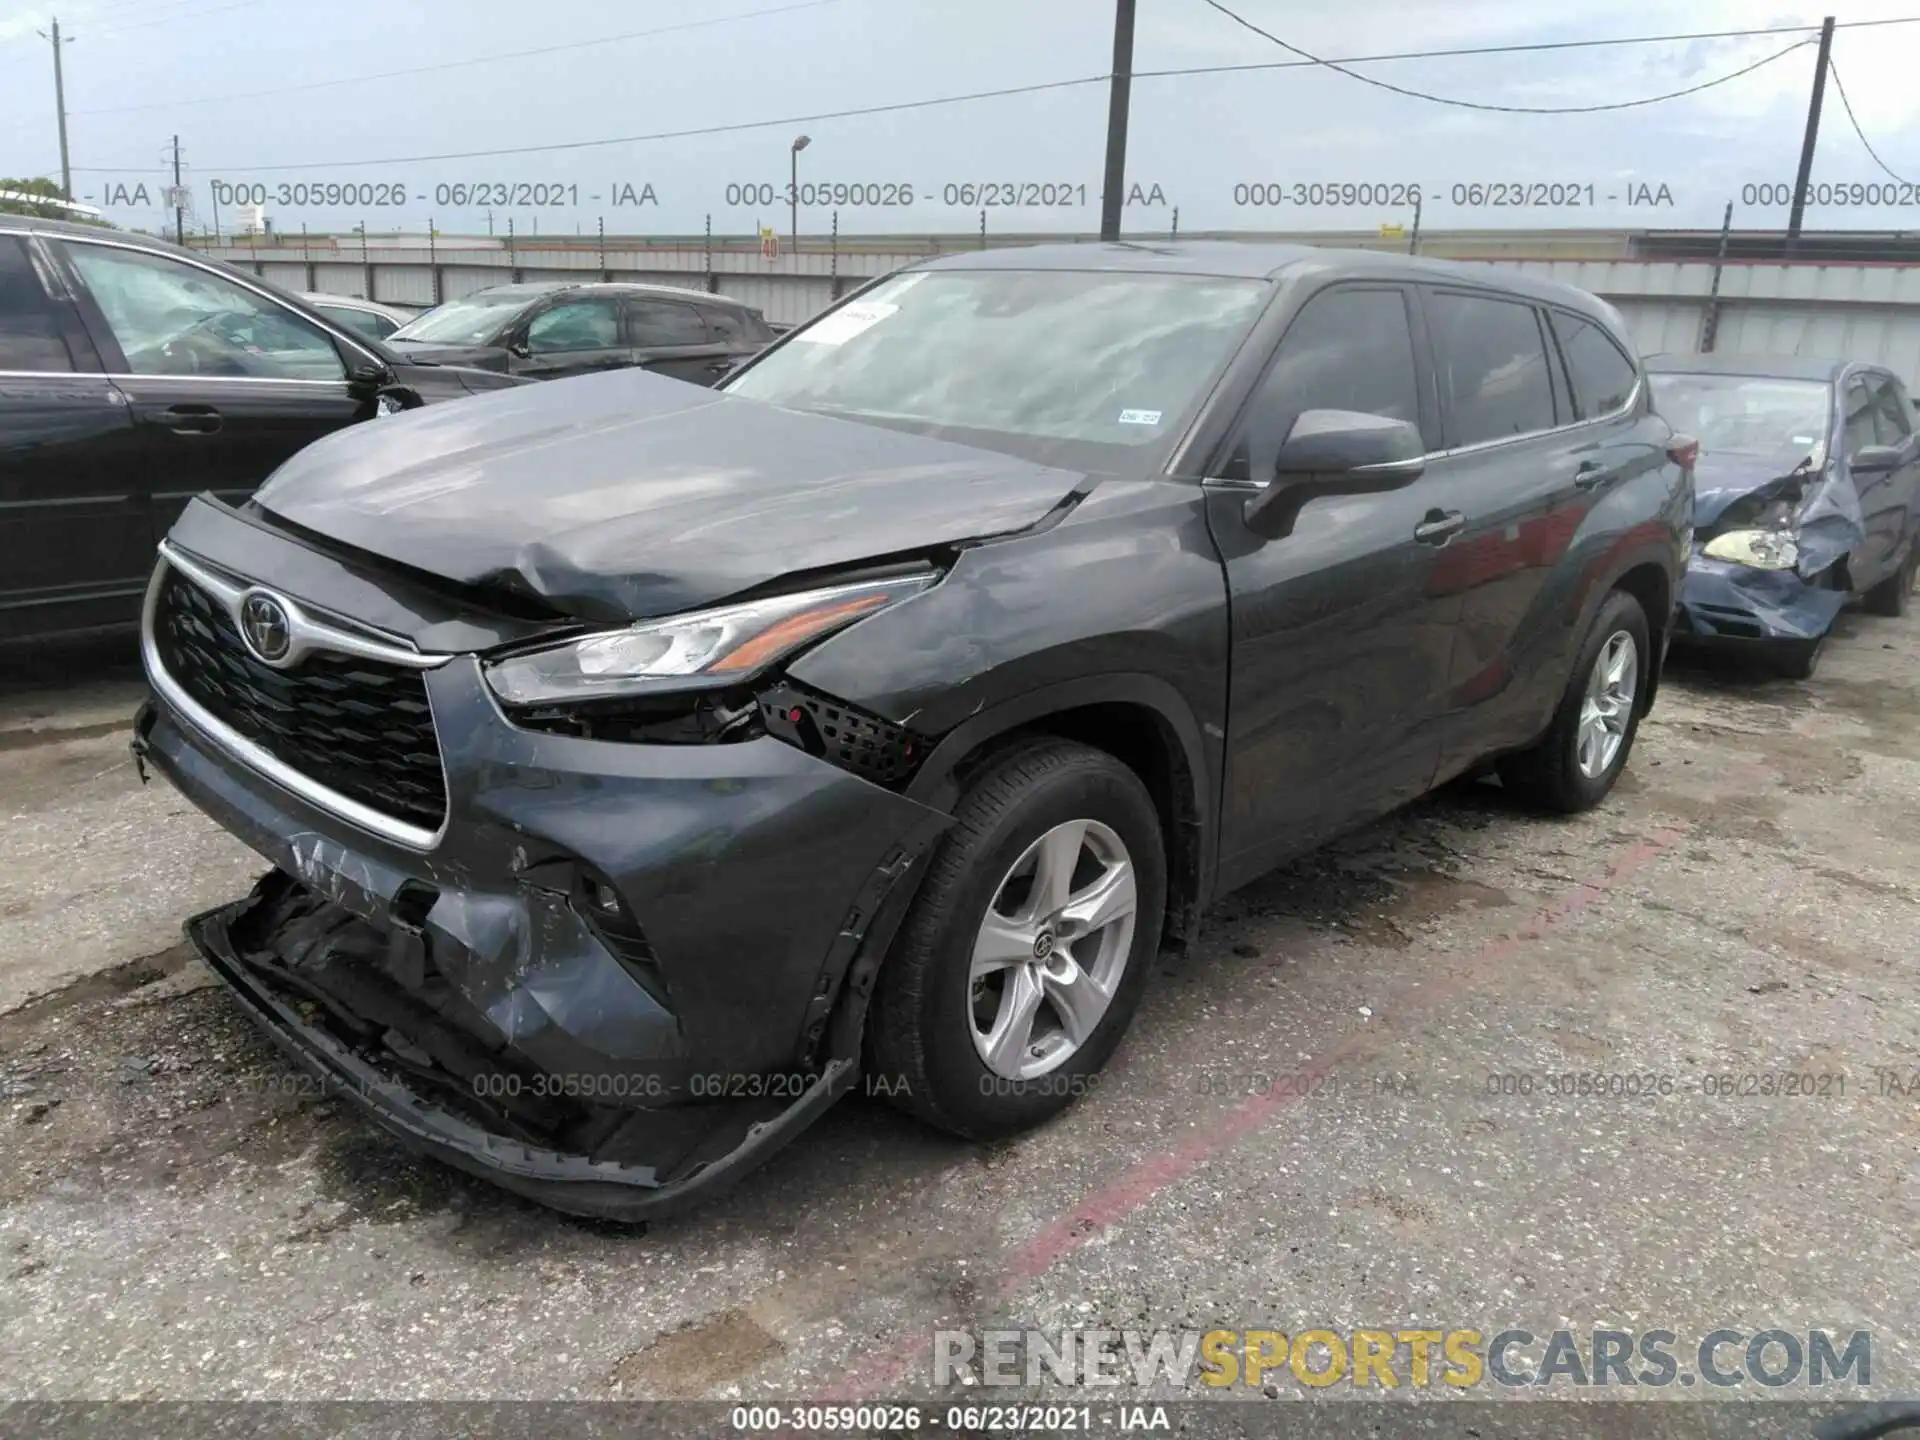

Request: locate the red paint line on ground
(818, 823), (1688, 1400)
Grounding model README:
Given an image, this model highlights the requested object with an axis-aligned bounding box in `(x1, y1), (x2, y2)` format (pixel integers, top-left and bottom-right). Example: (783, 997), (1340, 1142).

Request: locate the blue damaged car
(1646, 355), (1920, 678)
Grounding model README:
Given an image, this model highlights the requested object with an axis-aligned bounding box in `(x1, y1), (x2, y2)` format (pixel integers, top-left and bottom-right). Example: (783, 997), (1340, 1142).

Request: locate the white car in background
(300, 293), (419, 343)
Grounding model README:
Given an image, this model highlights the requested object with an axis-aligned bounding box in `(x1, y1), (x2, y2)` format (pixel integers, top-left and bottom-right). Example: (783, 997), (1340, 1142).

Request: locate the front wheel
(1497, 589), (1650, 813)
(867, 739), (1166, 1139)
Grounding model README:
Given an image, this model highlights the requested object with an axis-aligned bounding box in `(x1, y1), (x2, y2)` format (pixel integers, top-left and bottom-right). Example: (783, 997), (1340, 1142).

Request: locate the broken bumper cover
(1673, 551), (1848, 646)
(137, 648), (949, 1219)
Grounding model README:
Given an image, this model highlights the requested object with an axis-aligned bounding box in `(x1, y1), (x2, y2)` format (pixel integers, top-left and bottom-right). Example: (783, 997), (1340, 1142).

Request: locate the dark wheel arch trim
(903, 672), (1217, 943)
(1581, 541), (1678, 718)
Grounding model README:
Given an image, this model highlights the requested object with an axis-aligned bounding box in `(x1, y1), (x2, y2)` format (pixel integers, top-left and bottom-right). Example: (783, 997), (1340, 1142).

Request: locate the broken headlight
(484, 572), (936, 706)
(1701, 529), (1799, 571)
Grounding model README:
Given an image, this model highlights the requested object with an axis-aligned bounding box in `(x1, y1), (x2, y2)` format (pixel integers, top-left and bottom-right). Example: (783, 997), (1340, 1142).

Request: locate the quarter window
(1549, 311), (1638, 418)
(526, 297), (620, 353)
(64, 242), (344, 380)
(626, 299), (709, 347)
(1429, 291), (1558, 447)
(0, 236), (74, 372)
(1231, 287), (1422, 480)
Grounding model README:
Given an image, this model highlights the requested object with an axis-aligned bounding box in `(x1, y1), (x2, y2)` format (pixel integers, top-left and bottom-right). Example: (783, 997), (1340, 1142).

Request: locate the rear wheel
(1497, 589), (1649, 813)
(868, 739), (1166, 1139)
(1862, 541), (1916, 618)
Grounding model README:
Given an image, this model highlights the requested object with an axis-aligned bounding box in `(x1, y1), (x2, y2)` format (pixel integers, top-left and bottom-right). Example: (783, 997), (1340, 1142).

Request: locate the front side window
(1647, 373), (1832, 466)
(627, 299), (709, 347)
(0, 236), (74, 372)
(1844, 378), (1878, 456)
(65, 243), (344, 380)
(1230, 286), (1422, 480)
(704, 307), (749, 343)
(724, 268), (1270, 469)
(526, 297), (621, 353)
(1550, 310), (1638, 419)
(1428, 291), (1558, 447)
(1867, 373), (1914, 443)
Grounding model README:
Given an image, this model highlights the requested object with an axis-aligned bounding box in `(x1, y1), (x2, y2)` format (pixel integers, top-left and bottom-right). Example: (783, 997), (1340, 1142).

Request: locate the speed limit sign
(759, 227), (779, 261)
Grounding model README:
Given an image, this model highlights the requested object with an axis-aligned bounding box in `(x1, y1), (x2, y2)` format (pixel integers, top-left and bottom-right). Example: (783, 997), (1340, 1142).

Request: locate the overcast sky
(2, 0), (1918, 238)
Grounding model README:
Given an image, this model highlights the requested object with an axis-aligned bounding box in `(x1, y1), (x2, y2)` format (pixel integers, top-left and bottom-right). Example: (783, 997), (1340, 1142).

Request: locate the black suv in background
(137, 243), (1690, 1219)
(0, 220), (525, 647)
(383, 281), (776, 383)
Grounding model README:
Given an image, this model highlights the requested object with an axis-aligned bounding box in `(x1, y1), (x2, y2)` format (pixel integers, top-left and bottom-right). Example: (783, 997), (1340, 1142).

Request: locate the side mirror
(1851, 443), (1904, 474)
(507, 335), (533, 359)
(1244, 409), (1427, 539)
(345, 358), (391, 397)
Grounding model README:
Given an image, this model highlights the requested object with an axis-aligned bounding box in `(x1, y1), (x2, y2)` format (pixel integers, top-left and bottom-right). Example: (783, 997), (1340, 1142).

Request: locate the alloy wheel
(968, 818), (1138, 1080)
(1575, 630), (1638, 780)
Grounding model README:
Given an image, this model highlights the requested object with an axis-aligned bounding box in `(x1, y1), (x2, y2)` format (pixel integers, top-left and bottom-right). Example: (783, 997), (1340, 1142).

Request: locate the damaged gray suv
(134, 244), (1691, 1219)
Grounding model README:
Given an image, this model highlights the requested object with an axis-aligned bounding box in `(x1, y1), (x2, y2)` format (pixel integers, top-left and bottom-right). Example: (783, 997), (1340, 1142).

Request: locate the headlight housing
(1701, 529), (1799, 571)
(484, 571), (937, 706)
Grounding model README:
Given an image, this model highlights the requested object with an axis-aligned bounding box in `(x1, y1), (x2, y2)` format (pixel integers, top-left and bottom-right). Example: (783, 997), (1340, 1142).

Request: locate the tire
(1862, 541), (1916, 618)
(1773, 632), (1826, 680)
(1497, 589), (1651, 813)
(867, 738), (1167, 1139)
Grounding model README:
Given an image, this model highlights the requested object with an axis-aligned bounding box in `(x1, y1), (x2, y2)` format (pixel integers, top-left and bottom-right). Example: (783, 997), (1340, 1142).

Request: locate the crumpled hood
(1689, 449), (1865, 577)
(252, 367), (1088, 622)
(1691, 452), (1812, 529)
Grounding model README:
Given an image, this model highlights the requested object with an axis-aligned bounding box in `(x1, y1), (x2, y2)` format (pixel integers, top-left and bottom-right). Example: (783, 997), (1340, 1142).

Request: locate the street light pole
(790, 134), (811, 254)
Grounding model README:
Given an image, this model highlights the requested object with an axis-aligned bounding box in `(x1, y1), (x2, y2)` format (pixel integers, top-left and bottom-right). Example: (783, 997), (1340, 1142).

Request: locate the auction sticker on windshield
(1118, 408), (1163, 425)
(797, 301), (899, 345)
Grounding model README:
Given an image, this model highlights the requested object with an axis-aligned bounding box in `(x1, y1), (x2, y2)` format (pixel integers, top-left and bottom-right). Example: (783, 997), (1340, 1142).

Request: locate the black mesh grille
(759, 681), (921, 787)
(153, 568), (448, 832)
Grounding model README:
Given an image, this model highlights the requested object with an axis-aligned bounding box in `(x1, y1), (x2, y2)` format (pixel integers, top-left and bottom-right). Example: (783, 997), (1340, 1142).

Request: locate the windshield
(723, 269), (1270, 468)
(1647, 372), (1832, 467)
(389, 293), (530, 345)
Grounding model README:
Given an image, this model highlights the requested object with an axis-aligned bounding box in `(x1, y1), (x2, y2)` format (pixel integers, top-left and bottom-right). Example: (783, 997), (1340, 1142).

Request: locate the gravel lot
(2, 611), (1918, 1413)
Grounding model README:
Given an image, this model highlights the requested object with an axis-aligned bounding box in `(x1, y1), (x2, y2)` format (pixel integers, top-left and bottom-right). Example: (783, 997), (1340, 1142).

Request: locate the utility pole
(1098, 0), (1136, 243)
(37, 17), (74, 199)
(1786, 15), (1835, 249)
(170, 134), (184, 244)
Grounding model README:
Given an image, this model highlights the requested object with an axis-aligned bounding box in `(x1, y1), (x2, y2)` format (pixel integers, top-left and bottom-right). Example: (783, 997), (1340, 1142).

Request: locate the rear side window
(1866, 373), (1913, 442)
(703, 307), (749, 343)
(627, 299), (708, 346)
(1549, 310), (1638, 419)
(1228, 286), (1422, 480)
(1428, 291), (1558, 447)
(0, 236), (75, 372)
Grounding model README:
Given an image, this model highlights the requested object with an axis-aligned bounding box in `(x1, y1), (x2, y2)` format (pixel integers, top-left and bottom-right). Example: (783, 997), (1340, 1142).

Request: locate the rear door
(1417, 291), (1632, 775)
(0, 232), (151, 643)
(510, 293), (630, 380)
(625, 297), (736, 384)
(51, 237), (366, 541)
(1205, 281), (1453, 890)
(1863, 369), (1920, 581)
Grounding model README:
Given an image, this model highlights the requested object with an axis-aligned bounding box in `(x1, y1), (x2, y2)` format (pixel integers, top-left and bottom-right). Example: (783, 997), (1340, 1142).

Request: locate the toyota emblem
(239, 592), (293, 664)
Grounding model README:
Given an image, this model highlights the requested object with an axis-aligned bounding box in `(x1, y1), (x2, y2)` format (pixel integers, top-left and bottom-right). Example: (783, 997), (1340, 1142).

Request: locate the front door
(1861, 370), (1920, 585)
(1204, 282), (1453, 893)
(0, 233), (152, 642)
(51, 238), (365, 541)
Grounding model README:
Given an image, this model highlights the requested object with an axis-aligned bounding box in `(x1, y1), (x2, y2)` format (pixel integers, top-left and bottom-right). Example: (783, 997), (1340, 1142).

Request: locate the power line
(1196, 0), (1816, 114)
(92, 0), (263, 36)
(1133, 16), (1920, 80)
(1824, 57), (1916, 187)
(71, 0), (845, 115)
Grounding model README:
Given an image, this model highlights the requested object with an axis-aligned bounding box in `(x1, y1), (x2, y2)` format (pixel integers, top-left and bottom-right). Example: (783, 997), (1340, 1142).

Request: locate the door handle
(1414, 508), (1465, 545)
(162, 405), (221, 435)
(1573, 459), (1611, 489)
